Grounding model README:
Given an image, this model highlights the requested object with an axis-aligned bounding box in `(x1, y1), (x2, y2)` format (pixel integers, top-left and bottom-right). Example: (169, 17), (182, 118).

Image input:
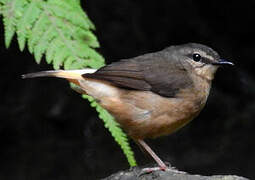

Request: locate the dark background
(0, 0), (255, 179)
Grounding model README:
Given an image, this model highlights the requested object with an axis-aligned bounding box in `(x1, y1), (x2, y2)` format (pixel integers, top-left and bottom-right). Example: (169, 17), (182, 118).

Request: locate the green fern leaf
(2, 15), (15, 48)
(53, 46), (70, 70)
(27, 13), (51, 53)
(64, 56), (76, 70)
(76, 29), (99, 48)
(47, 4), (90, 30)
(33, 25), (56, 63)
(48, 0), (94, 30)
(45, 38), (58, 64)
(0, 0), (7, 4)
(16, 0), (41, 51)
(0, 0), (137, 167)
(83, 95), (137, 167)
(2, 0), (27, 48)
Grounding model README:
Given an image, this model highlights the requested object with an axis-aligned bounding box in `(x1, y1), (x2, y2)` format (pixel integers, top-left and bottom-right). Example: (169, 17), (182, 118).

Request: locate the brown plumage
(22, 43), (233, 171)
(84, 48), (193, 97)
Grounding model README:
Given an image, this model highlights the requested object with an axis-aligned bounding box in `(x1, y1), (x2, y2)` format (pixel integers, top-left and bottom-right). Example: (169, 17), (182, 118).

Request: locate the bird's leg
(136, 139), (167, 171)
(136, 139), (186, 176)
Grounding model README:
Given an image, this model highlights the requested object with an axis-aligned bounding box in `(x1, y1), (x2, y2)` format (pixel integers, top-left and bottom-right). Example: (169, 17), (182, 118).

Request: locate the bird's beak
(212, 59), (234, 66)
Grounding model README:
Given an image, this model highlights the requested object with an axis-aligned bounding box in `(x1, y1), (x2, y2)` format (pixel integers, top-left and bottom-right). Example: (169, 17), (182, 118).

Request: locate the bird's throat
(194, 65), (218, 81)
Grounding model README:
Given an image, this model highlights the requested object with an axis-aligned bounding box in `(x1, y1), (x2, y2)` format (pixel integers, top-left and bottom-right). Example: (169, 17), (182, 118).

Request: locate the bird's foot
(140, 166), (166, 174)
(139, 165), (186, 176)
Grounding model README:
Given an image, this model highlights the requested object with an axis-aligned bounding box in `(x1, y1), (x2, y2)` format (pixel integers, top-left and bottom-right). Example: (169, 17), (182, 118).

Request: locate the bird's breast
(99, 80), (211, 139)
(84, 76), (212, 140)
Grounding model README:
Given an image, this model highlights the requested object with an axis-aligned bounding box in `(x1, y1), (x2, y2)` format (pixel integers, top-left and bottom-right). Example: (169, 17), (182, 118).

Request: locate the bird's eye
(192, 53), (201, 62)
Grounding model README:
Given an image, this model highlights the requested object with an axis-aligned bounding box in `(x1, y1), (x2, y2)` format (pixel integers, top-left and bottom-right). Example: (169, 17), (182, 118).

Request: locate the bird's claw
(138, 166), (186, 176)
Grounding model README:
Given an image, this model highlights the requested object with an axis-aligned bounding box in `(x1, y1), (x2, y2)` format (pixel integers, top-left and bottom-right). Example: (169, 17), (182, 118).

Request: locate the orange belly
(99, 89), (207, 139)
(77, 78), (210, 140)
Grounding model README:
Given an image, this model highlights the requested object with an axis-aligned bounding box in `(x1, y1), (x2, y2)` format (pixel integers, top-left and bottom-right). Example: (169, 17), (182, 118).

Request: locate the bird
(22, 43), (234, 171)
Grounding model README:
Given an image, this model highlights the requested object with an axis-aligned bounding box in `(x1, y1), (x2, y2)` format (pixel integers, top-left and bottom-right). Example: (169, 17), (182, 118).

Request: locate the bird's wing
(83, 52), (193, 97)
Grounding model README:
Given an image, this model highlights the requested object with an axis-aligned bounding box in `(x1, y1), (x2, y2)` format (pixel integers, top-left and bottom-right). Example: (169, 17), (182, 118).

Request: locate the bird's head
(171, 43), (234, 80)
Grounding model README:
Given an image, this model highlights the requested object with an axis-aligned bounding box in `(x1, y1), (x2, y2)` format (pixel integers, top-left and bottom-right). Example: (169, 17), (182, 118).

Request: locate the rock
(103, 166), (249, 180)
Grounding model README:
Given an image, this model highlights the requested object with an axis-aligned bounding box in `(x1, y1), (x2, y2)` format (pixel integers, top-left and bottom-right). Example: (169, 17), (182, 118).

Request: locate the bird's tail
(22, 69), (97, 80)
(23, 68), (119, 98)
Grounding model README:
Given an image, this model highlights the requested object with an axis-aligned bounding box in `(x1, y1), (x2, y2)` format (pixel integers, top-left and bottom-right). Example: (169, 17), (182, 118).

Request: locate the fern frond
(27, 12), (50, 53)
(47, 0), (92, 30)
(16, 0), (41, 51)
(0, 1), (5, 14)
(2, 0), (104, 69)
(64, 56), (76, 70)
(1, 0), (27, 48)
(0, 0), (137, 167)
(83, 95), (137, 167)
(33, 25), (56, 63)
